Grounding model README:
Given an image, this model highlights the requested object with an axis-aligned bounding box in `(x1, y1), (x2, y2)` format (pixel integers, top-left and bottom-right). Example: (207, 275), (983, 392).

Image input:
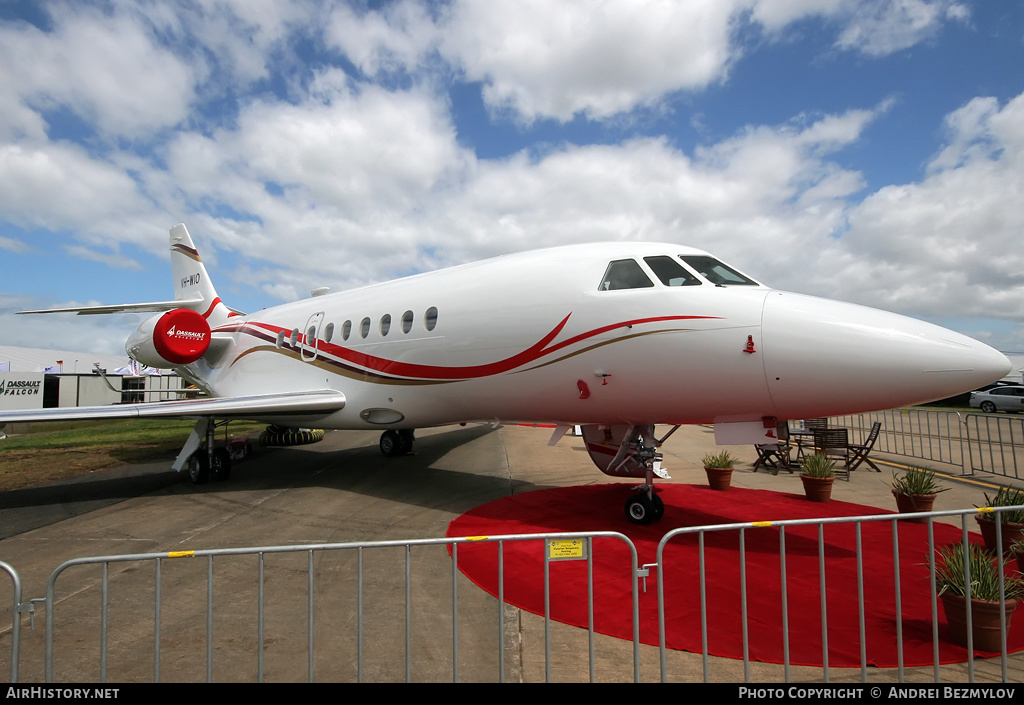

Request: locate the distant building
(0, 345), (186, 414)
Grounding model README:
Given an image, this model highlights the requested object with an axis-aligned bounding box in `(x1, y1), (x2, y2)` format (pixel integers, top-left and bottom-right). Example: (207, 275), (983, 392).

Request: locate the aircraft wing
(0, 390), (346, 425)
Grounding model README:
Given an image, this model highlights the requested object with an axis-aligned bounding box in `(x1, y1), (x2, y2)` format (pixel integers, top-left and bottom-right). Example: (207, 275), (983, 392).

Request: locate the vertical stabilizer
(169, 224), (237, 327)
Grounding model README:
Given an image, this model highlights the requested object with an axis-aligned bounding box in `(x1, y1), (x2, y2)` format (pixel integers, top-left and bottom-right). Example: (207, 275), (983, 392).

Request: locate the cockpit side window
(644, 256), (702, 287)
(599, 259), (655, 291)
(679, 255), (758, 286)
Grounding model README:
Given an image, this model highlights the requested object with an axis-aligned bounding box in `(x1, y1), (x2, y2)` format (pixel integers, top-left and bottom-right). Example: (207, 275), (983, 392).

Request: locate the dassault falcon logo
(2, 379), (41, 396)
(166, 326), (207, 341)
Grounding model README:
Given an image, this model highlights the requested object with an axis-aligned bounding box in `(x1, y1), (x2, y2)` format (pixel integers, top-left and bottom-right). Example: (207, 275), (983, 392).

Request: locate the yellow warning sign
(548, 539), (587, 560)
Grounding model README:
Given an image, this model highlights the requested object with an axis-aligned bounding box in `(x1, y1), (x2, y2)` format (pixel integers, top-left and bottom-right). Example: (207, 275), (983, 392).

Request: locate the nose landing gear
(625, 490), (664, 524)
(607, 424), (679, 525)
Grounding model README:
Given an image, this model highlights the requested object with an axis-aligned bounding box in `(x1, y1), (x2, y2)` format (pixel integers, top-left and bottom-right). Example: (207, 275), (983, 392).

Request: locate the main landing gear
(174, 420), (325, 484)
(185, 445), (231, 484)
(379, 429), (415, 457)
(175, 418), (232, 485)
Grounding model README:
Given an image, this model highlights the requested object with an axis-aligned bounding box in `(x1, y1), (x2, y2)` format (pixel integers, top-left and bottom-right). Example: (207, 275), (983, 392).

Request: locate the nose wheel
(617, 424), (678, 524)
(625, 490), (664, 525)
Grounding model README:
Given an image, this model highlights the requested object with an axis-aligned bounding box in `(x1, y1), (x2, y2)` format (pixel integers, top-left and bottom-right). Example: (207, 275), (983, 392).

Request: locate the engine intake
(126, 308), (211, 369)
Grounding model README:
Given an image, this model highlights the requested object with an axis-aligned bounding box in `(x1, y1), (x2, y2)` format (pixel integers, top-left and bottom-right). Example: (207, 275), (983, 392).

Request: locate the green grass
(0, 419), (264, 491)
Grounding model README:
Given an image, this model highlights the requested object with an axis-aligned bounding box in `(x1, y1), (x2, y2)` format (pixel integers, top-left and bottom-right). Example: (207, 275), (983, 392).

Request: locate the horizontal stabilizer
(0, 389), (346, 425)
(18, 298), (206, 316)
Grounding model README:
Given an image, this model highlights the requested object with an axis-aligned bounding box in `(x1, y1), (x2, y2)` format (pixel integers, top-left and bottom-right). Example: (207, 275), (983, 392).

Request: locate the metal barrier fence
(4, 507), (1023, 683)
(965, 414), (1024, 480)
(655, 505), (1024, 684)
(833, 409), (1024, 481)
(833, 408), (969, 469)
(2, 559), (24, 682)
(35, 531), (640, 683)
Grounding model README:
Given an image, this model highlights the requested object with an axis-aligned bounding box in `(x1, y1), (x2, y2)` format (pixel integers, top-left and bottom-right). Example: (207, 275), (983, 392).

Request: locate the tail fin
(169, 224), (240, 327)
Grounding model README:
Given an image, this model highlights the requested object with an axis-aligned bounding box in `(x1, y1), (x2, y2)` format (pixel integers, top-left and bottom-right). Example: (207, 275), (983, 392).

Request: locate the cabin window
(380, 314), (392, 336)
(644, 256), (702, 287)
(342, 320), (352, 341)
(679, 255), (758, 286)
(276, 331), (285, 349)
(402, 310), (414, 333)
(289, 328), (299, 347)
(598, 259), (654, 291)
(323, 322), (335, 342)
(424, 306), (438, 332)
(360, 317), (371, 338)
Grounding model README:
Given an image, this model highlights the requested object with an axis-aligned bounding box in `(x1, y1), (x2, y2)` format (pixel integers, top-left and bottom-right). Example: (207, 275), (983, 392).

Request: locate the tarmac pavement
(0, 420), (1021, 683)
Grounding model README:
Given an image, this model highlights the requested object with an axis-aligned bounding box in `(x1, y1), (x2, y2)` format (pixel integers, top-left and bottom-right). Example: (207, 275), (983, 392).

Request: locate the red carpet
(446, 483), (1023, 667)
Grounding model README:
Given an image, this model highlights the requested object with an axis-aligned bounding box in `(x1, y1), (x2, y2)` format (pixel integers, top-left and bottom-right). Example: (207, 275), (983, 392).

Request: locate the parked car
(970, 385), (1024, 413)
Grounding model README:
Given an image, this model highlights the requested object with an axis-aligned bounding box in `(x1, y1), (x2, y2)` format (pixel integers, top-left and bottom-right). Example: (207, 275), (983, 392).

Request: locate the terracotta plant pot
(975, 515), (1024, 555)
(940, 593), (1018, 652)
(893, 491), (936, 522)
(704, 466), (733, 491)
(801, 475), (834, 502)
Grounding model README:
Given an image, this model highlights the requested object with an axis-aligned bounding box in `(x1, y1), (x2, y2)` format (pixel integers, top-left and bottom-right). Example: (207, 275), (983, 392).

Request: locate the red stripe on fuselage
(218, 313), (718, 381)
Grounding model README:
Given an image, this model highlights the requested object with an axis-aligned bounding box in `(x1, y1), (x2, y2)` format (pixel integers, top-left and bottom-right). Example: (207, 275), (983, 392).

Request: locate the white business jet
(4, 225), (1010, 523)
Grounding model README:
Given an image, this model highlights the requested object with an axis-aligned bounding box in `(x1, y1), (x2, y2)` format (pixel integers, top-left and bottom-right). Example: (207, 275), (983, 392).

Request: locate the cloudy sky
(1, 0), (1022, 359)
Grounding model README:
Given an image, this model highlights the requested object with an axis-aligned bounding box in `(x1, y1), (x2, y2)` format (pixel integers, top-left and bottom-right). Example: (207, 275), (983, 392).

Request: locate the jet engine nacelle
(126, 308), (211, 369)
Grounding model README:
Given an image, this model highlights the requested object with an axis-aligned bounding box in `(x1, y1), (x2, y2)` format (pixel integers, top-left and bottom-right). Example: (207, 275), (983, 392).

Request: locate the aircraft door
(580, 424), (647, 477)
(301, 312), (325, 362)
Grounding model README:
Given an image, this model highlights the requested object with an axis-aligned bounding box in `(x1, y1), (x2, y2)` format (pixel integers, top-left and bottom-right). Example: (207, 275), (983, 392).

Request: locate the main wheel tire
(380, 430), (401, 457)
(397, 429), (415, 454)
(980, 401), (997, 413)
(187, 452), (209, 485)
(211, 448), (232, 482)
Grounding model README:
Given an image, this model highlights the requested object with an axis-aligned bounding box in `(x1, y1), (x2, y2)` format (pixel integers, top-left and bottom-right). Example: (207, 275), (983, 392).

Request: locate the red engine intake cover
(152, 309), (211, 364)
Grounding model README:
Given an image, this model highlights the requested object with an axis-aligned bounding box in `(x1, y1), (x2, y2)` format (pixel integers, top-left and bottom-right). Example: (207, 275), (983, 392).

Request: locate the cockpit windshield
(679, 255), (758, 286)
(598, 259), (655, 290)
(643, 256), (702, 286)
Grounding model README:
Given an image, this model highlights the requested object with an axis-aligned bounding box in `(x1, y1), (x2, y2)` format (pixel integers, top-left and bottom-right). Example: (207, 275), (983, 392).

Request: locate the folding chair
(793, 418), (828, 462)
(753, 422), (794, 475)
(848, 421), (882, 472)
(811, 428), (852, 481)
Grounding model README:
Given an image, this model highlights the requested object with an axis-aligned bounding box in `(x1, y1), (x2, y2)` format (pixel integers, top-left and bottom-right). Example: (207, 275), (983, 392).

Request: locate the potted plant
(889, 466), (949, 520)
(702, 450), (736, 491)
(933, 542), (1024, 651)
(1011, 538), (1024, 577)
(800, 453), (835, 502)
(975, 486), (1024, 555)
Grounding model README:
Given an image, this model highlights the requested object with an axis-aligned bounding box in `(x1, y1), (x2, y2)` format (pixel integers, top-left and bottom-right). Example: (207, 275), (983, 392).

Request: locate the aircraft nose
(761, 292), (1011, 419)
